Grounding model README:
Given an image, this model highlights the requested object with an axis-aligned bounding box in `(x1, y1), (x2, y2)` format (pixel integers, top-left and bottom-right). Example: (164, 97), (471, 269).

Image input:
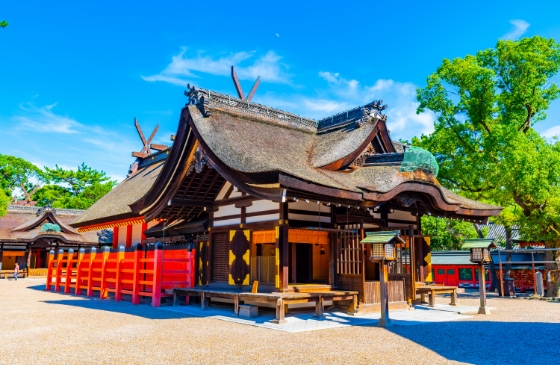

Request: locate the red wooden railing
(46, 243), (196, 307)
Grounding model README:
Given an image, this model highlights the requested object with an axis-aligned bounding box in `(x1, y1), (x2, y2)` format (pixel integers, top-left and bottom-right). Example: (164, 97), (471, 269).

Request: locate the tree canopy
(0, 20), (7, 28)
(421, 216), (482, 250)
(414, 36), (560, 295)
(35, 163), (116, 209)
(0, 154), (45, 199)
(0, 155), (116, 210)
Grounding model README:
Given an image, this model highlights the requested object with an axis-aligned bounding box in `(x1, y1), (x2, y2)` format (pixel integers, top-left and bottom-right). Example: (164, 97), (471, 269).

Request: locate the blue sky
(2, 1), (560, 182)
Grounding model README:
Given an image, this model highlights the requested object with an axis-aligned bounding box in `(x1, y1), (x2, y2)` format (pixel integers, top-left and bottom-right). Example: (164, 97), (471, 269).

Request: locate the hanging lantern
(360, 230), (403, 261)
(462, 239), (496, 263)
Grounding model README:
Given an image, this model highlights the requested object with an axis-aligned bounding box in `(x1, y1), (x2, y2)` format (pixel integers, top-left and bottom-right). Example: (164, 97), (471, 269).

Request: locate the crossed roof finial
(231, 66), (260, 102)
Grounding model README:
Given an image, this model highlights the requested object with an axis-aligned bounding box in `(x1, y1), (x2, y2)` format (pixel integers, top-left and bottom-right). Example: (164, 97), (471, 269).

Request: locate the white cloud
(542, 125), (560, 138)
(14, 103), (82, 134)
(501, 19), (530, 40)
(254, 71), (434, 142)
(314, 72), (434, 140)
(143, 48), (291, 86)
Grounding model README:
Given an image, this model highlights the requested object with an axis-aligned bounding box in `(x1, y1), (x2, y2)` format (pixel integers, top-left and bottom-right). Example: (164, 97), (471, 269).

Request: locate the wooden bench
(174, 288), (358, 324)
(415, 285), (458, 307)
(0, 269), (28, 279)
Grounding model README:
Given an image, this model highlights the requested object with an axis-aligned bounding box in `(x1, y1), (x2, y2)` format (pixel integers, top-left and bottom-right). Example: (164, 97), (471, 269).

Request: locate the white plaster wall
(213, 218), (241, 227)
(117, 226), (127, 245)
(131, 223), (143, 245)
(214, 204), (239, 218)
(246, 200), (278, 214)
(246, 213), (280, 224)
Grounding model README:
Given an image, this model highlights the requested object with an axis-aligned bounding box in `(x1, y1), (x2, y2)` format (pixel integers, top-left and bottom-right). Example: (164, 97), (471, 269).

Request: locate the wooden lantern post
(361, 231), (403, 328)
(462, 239), (496, 315)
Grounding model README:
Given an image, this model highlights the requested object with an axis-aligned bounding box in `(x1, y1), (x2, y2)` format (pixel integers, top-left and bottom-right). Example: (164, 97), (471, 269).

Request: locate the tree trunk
(504, 226), (512, 279)
(489, 260), (498, 292)
(545, 245), (560, 298)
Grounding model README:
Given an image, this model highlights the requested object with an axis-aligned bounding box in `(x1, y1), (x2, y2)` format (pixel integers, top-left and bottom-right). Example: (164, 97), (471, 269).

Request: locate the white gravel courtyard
(1, 278), (558, 365)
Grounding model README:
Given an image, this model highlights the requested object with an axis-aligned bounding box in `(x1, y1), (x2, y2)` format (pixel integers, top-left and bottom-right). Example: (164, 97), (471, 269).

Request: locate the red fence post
(64, 249), (74, 294)
(100, 246), (111, 299)
(190, 249), (196, 288)
(152, 242), (163, 307)
(54, 249), (64, 292)
(86, 247), (97, 297)
(115, 245), (125, 301)
(46, 250), (55, 291)
(74, 248), (85, 295)
(132, 243), (142, 305)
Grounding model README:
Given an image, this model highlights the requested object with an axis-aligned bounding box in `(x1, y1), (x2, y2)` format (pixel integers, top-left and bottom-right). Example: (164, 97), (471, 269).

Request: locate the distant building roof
(0, 205), (99, 246)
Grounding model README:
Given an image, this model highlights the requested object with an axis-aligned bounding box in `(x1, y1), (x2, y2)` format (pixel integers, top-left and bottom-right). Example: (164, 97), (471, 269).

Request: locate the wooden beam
(169, 199), (213, 208)
(150, 144), (168, 151)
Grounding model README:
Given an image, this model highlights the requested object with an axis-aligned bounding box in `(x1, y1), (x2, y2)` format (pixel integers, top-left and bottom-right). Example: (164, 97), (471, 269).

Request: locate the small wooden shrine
(0, 205), (99, 275)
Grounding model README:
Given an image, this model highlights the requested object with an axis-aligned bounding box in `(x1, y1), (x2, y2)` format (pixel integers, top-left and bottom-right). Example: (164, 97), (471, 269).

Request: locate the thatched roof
(129, 86), (502, 221)
(71, 160), (164, 228)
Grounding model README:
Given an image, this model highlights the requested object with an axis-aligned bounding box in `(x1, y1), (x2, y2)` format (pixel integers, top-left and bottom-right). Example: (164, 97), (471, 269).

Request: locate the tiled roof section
(316, 100), (387, 132)
(71, 161), (164, 228)
(0, 206), (98, 244)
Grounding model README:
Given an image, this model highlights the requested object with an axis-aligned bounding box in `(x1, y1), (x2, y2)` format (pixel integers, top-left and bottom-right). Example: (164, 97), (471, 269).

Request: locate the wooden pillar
(75, 248), (85, 295)
(279, 202), (289, 291)
(86, 247), (97, 297)
(0, 243), (3, 270)
(478, 262), (489, 314)
(100, 247), (110, 299)
(329, 207), (337, 287)
(25, 244), (31, 271)
(115, 245), (125, 301)
(280, 225), (289, 292)
(378, 260), (392, 327)
(360, 220), (366, 302)
(141, 222), (148, 241)
(409, 224), (416, 303)
(113, 226), (119, 249)
(126, 225), (133, 248)
(132, 243), (142, 304)
(152, 242), (164, 307)
(46, 250), (55, 291)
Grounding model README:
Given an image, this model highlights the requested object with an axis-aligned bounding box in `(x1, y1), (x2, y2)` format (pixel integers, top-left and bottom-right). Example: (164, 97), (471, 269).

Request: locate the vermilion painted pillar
(126, 225), (133, 248)
(113, 227), (119, 248)
(141, 222), (147, 242)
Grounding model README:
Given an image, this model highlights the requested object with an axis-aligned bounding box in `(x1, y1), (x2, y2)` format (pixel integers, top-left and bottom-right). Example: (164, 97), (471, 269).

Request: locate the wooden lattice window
(337, 223), (362, 275)
(212, 232), (230, 283)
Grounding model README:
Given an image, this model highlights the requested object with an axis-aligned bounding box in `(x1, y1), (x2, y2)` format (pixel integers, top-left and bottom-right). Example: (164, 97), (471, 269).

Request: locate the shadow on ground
(388, 319), (558, 365)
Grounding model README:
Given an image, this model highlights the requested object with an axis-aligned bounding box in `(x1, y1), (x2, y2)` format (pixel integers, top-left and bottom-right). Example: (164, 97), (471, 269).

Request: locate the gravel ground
(0, 278), (558, 365)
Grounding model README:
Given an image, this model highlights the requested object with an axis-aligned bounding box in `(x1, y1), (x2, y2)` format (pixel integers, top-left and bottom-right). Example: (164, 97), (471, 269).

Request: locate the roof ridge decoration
(317, 100), (388, 132)
(185, 84), (389, 135)
(185, 84), (318, 132)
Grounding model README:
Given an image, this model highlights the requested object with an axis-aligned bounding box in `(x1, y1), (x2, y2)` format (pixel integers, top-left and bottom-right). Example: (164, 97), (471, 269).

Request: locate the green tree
(414, 36), (560, 296)
(0, 154), (46, 202)
(36, 163), (116, 209)
(0, 189), (9, 217)
(421, 216), (480, 250)
(0, 20), (8, 28)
